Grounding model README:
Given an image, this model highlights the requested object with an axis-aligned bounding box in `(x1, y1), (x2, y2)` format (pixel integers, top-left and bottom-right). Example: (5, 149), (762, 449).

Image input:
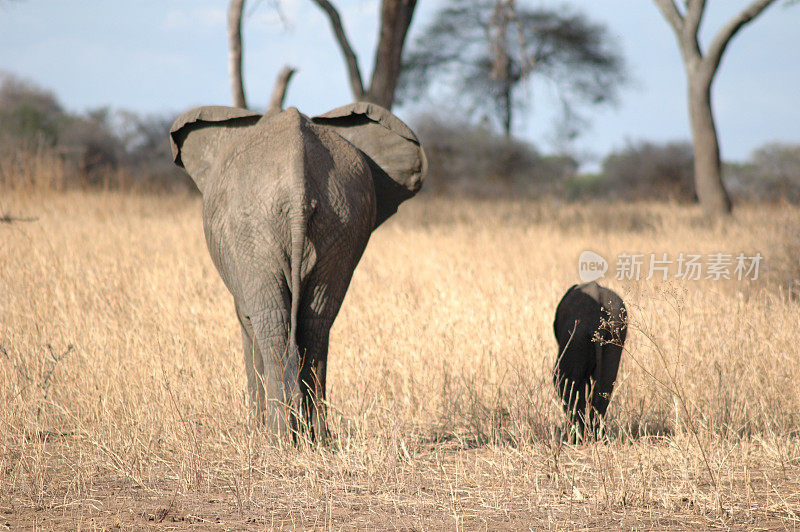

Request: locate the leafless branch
(683, 0), (706, 40)
(705, 0), (778, 75)
(1, 214), (38, 223)
(267, 65), (297, 112)
(310, 0), (365, 99)
(653, 0), (685, 35)
(228, 0), (248, 108)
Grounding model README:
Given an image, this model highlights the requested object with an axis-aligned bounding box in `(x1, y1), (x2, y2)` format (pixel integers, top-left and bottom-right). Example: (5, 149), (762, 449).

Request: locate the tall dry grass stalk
(0, 146), (162, 195)
(1, 188), (799, 528)
(0, 146), (74, 193)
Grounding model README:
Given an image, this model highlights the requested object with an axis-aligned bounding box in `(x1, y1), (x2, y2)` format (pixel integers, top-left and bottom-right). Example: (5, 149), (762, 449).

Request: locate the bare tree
(228, 0), (247, 108)
(228, 0), (416, 110)
(311, 0), (418, 109)
(398, 0), (625, 138)
(490, 0), (513, 137)
(653, 0), (781, 215)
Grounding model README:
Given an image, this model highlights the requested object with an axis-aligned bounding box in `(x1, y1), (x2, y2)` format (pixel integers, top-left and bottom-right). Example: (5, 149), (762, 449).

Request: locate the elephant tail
(282, 197), (306, 431)
(285, 118), (312, 416)
(289, 217), (303, 364)
(288, 177), (307, 375)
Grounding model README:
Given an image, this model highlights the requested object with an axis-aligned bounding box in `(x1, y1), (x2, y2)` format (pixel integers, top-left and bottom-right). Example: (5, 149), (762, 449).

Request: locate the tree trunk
(653, 0), (781, 216)
(312, 0), (417, 108)
(490, 0), (513, 137)
(687, 72), (732, 215)
(502, 80), (512, 138)
(228, 0), (247, 109)
(366, 0), (417, 109)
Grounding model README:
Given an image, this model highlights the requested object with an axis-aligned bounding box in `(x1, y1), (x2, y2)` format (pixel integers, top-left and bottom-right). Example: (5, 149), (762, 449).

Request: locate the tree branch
(653, 0), (684, 36)
(683, 0), (706, 40)
(703, 0), (778, 79)
(267, 65), (297, 112)
(0, 213), (38, 224)
(654, 0), (704, 64)
(228, 0), (248, 108)
(310, 0), (365, 100)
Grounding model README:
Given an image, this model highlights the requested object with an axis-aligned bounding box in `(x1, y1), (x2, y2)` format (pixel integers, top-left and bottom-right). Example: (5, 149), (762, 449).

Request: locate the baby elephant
(553, 281), (627, 440)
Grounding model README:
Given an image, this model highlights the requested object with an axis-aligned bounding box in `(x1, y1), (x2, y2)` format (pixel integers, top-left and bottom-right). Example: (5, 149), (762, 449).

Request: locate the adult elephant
(553, 281), (627, 441)
(170, 102), (427, 441)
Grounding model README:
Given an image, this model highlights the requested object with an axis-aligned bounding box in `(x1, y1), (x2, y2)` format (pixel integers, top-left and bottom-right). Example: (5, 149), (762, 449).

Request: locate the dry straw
(1, 180), (799, 527)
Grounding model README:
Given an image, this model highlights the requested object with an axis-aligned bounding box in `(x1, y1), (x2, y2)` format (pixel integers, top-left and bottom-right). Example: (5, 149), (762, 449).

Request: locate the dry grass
(1, 188), (800, 529)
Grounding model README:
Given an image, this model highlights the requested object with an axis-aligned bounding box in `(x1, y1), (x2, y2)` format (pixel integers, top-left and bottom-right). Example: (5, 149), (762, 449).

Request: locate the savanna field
(2, 186), (800, 529)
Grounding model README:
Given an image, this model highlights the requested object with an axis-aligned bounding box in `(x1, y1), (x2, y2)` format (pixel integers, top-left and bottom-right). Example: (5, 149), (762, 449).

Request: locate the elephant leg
(236, 303), (265, 419)
(587, 343), (624, 436)
(297, 318), (332, 442)
(558, 376), (589, 442)
(555, 337), (595, 441)
(249, 307), (298, 437)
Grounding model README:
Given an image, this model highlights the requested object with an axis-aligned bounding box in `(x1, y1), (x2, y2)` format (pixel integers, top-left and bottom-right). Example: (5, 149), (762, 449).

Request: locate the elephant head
(170, 102), (427, 227)
(169, 102), (426, 440)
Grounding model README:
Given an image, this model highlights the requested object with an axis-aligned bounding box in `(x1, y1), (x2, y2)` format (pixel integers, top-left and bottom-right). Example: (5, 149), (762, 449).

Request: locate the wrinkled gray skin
(553, 281), (627, 440)
(170, 103), (427, 441)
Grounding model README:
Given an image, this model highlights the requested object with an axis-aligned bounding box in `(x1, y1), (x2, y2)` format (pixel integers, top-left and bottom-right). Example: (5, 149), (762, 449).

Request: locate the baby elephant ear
(170, 106), (261, 194)
(312, 103), (427, 226)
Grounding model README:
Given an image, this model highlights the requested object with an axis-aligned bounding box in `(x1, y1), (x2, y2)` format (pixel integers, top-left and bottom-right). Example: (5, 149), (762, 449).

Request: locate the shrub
(726, 143), (800, 203)
(412, 113), (577, 195)
(0, 73), (191, 192)
(601, 140), (695, 201)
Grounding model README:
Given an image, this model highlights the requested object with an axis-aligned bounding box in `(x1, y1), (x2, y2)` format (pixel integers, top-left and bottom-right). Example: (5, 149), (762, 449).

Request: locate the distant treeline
(2, 73), (799, 202)
(0, 73), (189, 191)
(416, 114), (800, 203)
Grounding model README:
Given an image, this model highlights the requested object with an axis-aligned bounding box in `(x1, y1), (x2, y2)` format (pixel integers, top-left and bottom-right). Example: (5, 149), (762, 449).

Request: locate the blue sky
(0, 0), (797, 167)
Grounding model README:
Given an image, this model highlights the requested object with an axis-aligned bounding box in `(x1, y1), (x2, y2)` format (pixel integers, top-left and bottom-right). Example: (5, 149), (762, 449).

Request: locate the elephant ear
(170, 106), (261, 194)
(312, 102), (427, 226)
